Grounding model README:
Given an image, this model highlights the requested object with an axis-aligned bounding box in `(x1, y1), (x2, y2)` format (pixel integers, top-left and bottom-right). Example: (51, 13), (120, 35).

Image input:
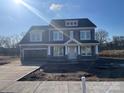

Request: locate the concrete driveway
(0, 66), (39, 81)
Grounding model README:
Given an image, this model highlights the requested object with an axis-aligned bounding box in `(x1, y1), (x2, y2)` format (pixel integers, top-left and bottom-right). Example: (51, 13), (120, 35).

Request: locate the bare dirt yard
(99, 50), (124, 58)
(0, 56), (21, 66)
(19, 58), (124, 81)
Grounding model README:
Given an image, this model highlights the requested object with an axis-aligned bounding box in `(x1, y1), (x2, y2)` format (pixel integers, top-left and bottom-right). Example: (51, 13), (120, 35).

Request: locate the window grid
(65, 20), (78, 26)
(30, 32), (42, 42)
(80, 31), (91, 40)
(53, 31), (63, 41)
(53, 47), (64, 56)
(70, 31), (74, 38)
(81, 46), (92, 56)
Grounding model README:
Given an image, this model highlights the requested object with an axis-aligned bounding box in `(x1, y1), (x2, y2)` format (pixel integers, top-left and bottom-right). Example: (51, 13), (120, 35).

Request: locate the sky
(0, 0), (124, 38)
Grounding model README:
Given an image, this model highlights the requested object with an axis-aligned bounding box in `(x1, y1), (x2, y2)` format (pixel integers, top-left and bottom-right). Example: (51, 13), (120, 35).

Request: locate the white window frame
(65, 20), (78, 26)
(30, 31), (42, 42)
(70, 31), (74, 38)
(53, 31), (63, 41)
(80, 30), (91, 40)
(53, 46), (64, 56)
(81, 46), (92, 56)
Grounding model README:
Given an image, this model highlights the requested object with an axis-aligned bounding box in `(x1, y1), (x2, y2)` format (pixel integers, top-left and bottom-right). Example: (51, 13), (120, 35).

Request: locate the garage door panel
(24, 49), (47, 60)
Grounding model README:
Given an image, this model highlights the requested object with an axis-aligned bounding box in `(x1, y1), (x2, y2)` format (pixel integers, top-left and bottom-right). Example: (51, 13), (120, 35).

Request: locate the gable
(19, 26), (49, 44)
(68, 40), (78, 44)
(65, 39), (81, 45)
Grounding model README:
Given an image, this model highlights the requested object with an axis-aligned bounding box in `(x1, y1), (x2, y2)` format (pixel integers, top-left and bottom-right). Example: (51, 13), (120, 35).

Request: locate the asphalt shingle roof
(50, 18), (96, 28)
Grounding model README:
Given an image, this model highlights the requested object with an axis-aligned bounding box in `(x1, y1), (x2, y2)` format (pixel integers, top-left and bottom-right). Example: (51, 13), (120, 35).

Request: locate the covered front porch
(47, 39), (99, 61)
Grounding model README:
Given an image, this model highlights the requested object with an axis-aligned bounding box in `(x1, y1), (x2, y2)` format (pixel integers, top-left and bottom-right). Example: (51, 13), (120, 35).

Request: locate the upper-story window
(30, 31), (42, 42)
(53, 31), (63, 41)
(65, 20), (78, 26)
(80, 30), (91, 40)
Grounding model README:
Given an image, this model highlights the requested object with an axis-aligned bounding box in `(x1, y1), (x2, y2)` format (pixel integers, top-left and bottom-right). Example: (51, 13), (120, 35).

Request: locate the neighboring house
(19, 18), (99, 64)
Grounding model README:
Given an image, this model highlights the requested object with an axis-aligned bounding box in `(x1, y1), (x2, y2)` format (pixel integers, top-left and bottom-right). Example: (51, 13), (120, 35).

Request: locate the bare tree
(95, 29), (109, 45)
(0, 32), (26, 48)
(0, 36), (5, 47)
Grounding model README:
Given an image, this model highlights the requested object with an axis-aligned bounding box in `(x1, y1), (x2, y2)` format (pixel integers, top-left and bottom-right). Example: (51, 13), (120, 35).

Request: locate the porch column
(78, 45), (80, 55)
(48, 46), (51, 55)
(65, 46), (68, 55)
(95, 45), (98, 55)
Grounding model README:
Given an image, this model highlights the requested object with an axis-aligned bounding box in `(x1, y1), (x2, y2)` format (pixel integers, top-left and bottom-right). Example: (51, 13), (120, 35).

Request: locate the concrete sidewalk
(0, 81), (123, 93)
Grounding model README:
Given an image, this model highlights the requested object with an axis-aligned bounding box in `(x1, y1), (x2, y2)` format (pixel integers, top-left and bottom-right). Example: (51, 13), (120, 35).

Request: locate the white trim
(80, 46), (92, 56)
(70, 31), (74, 38)
(19, 43), (99, 47)
(30, 31), (42, 42)
(78, 46), (80, 55)
(80, 30), (91, 40)
(48, 46), (51, 55)
(53, 31), (63, 41)
(64, 39), (81, 45)
(53, 46), (64, 56)
(65, 46), (68, 55)
(49, 27), (95, 30)
(95, 45), (98, 54)
(65, 20), (78, 26)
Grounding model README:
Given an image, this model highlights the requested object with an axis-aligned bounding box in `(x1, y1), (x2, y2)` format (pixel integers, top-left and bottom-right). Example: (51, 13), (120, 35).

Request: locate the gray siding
(20, 28), (97, 44)
(20, 18), (99, 64)
(49, 29), (95, 43)
(50, 30), (69, 42)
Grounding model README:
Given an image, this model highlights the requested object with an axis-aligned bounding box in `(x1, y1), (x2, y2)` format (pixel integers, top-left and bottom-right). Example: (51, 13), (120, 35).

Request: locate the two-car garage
(23, 48), (47, 61)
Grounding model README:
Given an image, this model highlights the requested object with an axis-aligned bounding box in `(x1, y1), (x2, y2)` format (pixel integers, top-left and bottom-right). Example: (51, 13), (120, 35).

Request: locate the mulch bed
(19, 69), (97, 81)
(19, 62), (124, 81)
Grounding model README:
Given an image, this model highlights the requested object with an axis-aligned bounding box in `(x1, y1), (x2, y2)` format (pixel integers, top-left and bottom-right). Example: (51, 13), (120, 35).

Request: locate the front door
(68, 46), (77, 59)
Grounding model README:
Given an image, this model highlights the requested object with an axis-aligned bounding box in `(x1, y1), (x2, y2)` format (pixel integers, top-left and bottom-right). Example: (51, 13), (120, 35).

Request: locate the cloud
(49, 3), (63, 11)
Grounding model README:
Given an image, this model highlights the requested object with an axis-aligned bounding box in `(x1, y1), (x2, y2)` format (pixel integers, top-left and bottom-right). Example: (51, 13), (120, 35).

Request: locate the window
(81, 46), (92, 56)
(53, 31), (63, 41)
(65, 20), (78, 26)
(80, 31), (85, 40)
(30, 31), (42, 42)
(53, 47), (64, 56)
(80, 31), (91, 40)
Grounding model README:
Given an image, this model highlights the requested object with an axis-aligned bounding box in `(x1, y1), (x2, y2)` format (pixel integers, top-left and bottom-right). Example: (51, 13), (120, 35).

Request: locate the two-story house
(19, 18), (99, 64)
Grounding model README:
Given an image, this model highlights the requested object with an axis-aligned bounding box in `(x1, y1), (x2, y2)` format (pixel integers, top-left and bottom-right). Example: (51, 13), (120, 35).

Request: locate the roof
(30, 25), (50, 31)
(20, 40), (99, 44)
(50, 18), (96, 28)
(79, 40), (99, 43)
(19, 25), (50, 44)
(19, 18), (97, 44)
